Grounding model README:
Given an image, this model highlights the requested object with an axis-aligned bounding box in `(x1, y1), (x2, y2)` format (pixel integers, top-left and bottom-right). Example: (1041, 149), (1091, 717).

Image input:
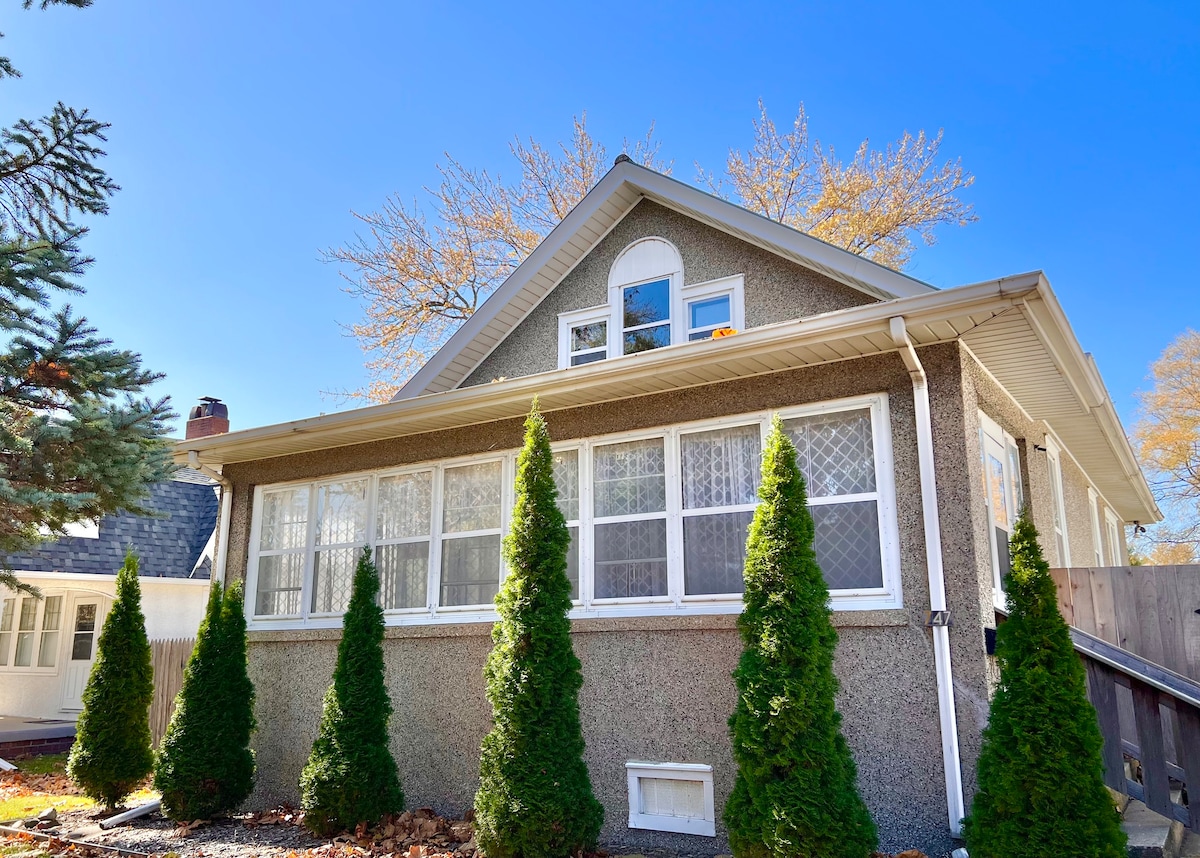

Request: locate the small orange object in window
(711, 328), (737, 339)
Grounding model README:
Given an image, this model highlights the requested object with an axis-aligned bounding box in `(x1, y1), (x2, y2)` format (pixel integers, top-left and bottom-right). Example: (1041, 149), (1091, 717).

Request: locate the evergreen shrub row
(64, 404), (1126, 858)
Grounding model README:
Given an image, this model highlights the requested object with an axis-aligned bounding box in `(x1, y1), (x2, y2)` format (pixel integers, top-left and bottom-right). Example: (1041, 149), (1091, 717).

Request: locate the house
(176, 159), (1159, 855)
(0, 401), (230, 744)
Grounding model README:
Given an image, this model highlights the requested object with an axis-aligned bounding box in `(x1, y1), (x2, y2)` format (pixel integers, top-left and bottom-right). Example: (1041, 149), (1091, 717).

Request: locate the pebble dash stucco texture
(462, 199), (875, 387)
(224, 343), (1023, 857)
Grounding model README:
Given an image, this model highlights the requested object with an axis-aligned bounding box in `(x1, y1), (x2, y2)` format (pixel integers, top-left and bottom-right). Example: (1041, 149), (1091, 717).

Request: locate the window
(979, 413), (1022, 607)
(626, 762), (715, 836)
(440, 461), (504, 607)
(0, 594), (62, 670)
(1088, 487), (1104, 566)
(680, 424), (760, 596)
(559, 240), (747, 368)
(1103, 507), (1123, 566)
(680, 275), (744, 341)
(1045, 436), (1070, 567)
(558, 306), (609, 368)
(593, 438), (669, 599)
(245, 395), (902, 628)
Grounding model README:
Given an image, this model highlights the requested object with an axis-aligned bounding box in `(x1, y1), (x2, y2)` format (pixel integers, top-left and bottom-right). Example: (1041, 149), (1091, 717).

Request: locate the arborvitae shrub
(474, 402), (602, 858)
(154, 580), (256, 820)
(300, 547), (403, 835)
(67, 550), (155, 810)
(725, 417), (877, 858)
(962, 512), (1126, 858)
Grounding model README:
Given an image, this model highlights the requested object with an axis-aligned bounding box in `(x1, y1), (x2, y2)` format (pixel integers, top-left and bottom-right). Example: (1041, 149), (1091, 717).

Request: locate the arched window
(608, 238), (683, 357)
(557, 237), (744, 369)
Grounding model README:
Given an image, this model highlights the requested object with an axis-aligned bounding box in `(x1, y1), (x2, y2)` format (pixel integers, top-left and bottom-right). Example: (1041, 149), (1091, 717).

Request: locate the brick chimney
(186, 397), (229, 439)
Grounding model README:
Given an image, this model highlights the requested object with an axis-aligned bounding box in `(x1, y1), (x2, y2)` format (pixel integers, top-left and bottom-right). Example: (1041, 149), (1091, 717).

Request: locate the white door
(61, 598), (104, 711)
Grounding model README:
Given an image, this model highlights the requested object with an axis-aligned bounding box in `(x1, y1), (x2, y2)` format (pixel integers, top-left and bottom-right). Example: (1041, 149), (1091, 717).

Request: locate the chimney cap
(199, 396), (223, 403)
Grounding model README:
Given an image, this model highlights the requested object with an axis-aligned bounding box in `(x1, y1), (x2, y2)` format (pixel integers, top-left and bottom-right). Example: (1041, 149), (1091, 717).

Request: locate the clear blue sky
(6, 1), (1198, 435)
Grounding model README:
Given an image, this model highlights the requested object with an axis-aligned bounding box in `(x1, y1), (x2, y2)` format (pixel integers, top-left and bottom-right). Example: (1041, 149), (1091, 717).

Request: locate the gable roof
(0, 472), (220, 579)
(397, 159), (938, 399)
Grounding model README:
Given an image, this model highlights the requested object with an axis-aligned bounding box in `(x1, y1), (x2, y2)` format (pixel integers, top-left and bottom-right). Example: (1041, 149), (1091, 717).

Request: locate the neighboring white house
(0, 403), (230, 722)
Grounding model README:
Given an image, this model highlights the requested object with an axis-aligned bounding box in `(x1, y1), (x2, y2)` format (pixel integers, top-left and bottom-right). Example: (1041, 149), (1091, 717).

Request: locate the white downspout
(888, 316), (967, 836)
(188, 452), (232, 587)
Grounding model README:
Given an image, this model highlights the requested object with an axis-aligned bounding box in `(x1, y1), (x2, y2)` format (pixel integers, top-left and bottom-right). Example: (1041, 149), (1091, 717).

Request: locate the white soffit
(397, 160), (936, 400)
(179, 273), (1157, 523)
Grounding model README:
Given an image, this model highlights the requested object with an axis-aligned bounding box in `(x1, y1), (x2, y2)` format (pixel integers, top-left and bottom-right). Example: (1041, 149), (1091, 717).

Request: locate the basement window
(626, 761), (715, 837)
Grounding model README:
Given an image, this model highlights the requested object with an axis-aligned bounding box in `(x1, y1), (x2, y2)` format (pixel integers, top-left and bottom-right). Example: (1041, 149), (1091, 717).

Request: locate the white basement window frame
(0, 592), (64, 673)
(625, 761), (715, 837)
(244, 394), (902, 630)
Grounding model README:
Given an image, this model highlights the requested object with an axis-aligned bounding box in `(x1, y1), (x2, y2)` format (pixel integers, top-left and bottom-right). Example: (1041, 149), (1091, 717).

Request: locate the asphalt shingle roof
(1, 477), (219, 579)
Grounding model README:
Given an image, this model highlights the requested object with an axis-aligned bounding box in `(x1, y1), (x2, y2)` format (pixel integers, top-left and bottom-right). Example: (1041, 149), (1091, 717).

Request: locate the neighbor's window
(245, 395), (902, 626)
(0, 595), (63, 669)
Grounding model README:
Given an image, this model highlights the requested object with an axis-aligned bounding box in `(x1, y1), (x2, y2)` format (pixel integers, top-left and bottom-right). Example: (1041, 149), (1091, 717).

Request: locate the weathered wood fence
(1048, 565), (1200, 831)
(149, 637), (194, 746)
(1049, 565), (1200, 680)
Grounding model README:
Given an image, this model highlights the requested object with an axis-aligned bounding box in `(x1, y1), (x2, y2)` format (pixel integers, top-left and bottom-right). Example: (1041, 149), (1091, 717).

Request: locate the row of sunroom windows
(247, 397), (901, 624)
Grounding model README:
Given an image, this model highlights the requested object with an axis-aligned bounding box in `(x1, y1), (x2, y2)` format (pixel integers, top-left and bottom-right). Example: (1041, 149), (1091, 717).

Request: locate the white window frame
(245, 394), (903, 631)
(0, 592), (65, 674)
(1103, 507), (1123, 567)
(1087, 486), (1104, 567)
(557, 305), (610, 369)
(979, 413), (1023, 610)
(677, 275), (744, 342)
(612, 275), (676, 358)
(625, 761), (715, 837)
(1044, 435), (1071, 568)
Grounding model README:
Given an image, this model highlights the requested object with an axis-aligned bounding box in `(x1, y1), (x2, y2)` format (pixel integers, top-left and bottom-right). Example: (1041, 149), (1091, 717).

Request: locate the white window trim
(979, 413), (1022, 611)
(557, 304), (610, 370)
(677, 275), (744, 342)
(625, 761), (715, 837)
(245, 394), (903, 631)
(1103, 506), (1123, 567)
(1044, 435), (1071, 568)
(0, 591), (65, 674)
(1087, 486), (1104, 567)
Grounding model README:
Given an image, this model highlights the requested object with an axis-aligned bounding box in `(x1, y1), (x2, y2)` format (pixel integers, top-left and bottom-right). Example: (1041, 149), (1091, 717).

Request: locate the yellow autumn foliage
(332, 106), (974, 401)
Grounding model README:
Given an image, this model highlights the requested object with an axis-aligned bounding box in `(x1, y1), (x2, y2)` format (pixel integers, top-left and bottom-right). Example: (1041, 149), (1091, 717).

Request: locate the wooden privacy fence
(1074, 629), (1200, 831)
(150, 637), (194, 746)
(1048, 565), (1200, 831)
(1049, 565), (1200, 680)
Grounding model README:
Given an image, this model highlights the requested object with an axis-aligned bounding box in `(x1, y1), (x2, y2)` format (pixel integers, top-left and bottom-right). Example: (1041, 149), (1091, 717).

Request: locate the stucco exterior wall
(462, 199), (875, 387)
(227, 343), (994, 855)
(0, 575), (208, 719)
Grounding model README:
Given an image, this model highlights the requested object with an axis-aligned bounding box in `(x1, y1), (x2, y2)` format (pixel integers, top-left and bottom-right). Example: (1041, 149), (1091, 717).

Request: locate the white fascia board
(398, 160), (939, 400)
(177, 277), (1039, 467)
(625, 167), (937, 299)
(1017, 286), (1160, 523)
(398, 165), (640, 400)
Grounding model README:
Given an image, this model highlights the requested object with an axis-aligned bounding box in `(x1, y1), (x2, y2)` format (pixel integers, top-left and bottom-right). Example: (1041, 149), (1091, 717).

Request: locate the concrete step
(1123, 799), (1185, 858)
(1179, 829), (1200, 857)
